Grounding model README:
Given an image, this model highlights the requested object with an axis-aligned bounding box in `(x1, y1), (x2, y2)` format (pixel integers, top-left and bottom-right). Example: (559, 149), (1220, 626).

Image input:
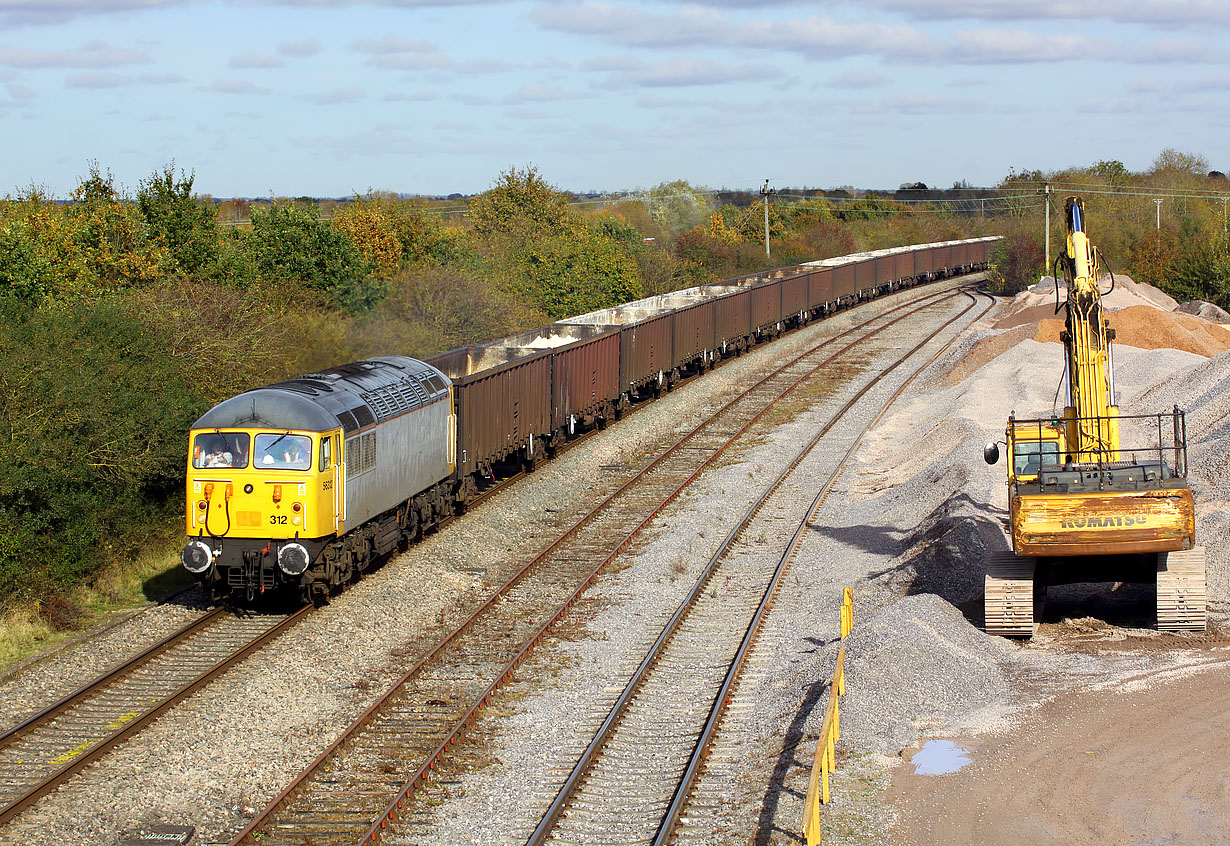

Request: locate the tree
(0, 222), (51, 303)
(467, 166), (572, 235)
(1150, 149), (1210, 177)
(1090, 160), (1130, 187)
(332, 195), (403, 275)
(248, 201), (380, 313)
(644, 180), (713, 237)
(511, 230), (642, 319)
(136, 164), (222, 280)
(65, 163), (165, 292)
(989, 230), (1045, 295)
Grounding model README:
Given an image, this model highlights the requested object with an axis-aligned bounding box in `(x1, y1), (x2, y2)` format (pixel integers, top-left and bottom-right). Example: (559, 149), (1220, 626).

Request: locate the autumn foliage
(0, 155), (1224, 621)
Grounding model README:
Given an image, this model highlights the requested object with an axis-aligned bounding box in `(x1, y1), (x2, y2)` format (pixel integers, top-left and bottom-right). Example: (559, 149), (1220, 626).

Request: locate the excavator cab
(1005, 420), (1064, 482)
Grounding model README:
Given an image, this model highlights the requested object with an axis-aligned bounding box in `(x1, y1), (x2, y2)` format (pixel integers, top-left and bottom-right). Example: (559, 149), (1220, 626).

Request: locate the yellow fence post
(802, 590), (855, 846)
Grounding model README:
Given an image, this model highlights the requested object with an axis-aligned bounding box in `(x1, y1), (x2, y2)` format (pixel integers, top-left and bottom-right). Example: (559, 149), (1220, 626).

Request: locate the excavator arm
(1057, 197), (1119, 461)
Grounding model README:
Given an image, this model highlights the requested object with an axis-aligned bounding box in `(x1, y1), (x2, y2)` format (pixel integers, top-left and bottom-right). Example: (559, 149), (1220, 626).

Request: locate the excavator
(982, 197), (1205, 636)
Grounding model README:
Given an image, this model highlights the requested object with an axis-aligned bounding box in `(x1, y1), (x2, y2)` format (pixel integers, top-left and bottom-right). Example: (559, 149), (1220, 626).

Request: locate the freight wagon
(183, 238), (997, 601)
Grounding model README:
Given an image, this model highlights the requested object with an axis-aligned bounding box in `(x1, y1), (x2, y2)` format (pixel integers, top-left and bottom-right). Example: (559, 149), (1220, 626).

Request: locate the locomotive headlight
(277, 542), (310, 576)
(182, 541), (213, 574)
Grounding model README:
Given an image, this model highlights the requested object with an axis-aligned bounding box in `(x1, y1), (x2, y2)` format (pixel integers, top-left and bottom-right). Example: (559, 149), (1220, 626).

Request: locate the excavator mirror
(983, 442), (1000, 465)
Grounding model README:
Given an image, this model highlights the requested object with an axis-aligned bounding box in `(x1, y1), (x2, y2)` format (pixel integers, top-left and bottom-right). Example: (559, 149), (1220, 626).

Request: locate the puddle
(910, 740), (971, 775)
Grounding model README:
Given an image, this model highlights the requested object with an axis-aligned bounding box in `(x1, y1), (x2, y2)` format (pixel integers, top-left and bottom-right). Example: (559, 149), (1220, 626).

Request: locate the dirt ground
(886, 633), (1230, 846)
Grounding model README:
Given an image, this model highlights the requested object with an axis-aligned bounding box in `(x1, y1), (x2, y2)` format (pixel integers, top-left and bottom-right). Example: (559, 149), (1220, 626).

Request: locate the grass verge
(0, 523), (192, 674)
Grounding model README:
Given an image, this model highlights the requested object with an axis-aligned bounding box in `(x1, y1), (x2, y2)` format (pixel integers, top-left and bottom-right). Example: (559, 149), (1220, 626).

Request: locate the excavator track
(1157, 547), (1207, 633)
(985, 551), (1038, 637)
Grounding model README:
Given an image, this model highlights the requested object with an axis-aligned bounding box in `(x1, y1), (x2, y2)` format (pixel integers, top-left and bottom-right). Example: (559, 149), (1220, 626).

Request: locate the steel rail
(0, 582), (205, 688)
(0, 604), (312, 826)
(0, 281), (956, 835)
(525, 287), (988, 846)
(654, 286), (998, 844)
(353, 285), (979, 845)
(228, 280), (972, 846)
(0, 606), (227, 747)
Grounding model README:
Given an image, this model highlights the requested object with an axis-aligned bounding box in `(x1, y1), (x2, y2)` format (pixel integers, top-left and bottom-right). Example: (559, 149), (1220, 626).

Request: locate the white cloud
(353, 35), (452, 70)
(278, 38), (322, 57)
(382, 90), (438, 101)
(597, 57), (784, 88)
(1125, 37), (1213, 63)
(230, 52), (284, 69)
(827, 69), (889, 89)
(352, 35), (437, 54)
(0, 0), (187, 27)
(0, 40), (149, 68)
(533, 3), (936, 57)
(6, 81), (35, 99)
(843, 0), (1230, 27)
(947, 29), (1110, 63)
(138, 71), (185, 84)
(310, 86), (363, 104)
(65, 71), (132, 88)
(1192, 71), (1230, 90)
(505, 82), (581, 103)
(210, 78), (271, 94)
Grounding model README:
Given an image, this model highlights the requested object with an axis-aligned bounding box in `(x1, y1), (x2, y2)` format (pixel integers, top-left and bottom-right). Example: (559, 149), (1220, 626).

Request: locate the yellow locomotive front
(183, 426), (343, 599)
(182, 355), (456, 604)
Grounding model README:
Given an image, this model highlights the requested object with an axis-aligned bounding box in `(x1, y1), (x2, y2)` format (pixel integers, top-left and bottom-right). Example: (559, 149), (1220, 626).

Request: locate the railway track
(0, 280), (954, 835)
(0, 604), (309, 826)
(227, 279), (980, 846)
(524, 287), (994, 846)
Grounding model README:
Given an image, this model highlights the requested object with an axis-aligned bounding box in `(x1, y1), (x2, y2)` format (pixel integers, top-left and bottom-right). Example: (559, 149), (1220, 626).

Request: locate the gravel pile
(1132, 349), (1230, 610)
(1177, 300), (1230, 323)
(839, 593), (1017, 753)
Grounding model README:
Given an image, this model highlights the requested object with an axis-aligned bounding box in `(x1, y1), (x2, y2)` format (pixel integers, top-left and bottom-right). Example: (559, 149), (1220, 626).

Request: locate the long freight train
(182, 237), (998, 602)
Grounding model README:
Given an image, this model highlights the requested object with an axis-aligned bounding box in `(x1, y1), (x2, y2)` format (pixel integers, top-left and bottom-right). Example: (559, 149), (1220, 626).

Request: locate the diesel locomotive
(183, 238), (997, 602)
(183, 356), (456, 602)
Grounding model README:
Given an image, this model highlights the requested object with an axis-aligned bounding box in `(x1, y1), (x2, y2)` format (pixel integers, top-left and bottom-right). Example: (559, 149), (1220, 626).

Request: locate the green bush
(1166, 240), (1230, 307)
(989, 230), (1046, 295)
(137, 165), (223, 281)
(249, 202), (380, 313)
(0, 222), (51, 303)
(511, 230), (643, 318)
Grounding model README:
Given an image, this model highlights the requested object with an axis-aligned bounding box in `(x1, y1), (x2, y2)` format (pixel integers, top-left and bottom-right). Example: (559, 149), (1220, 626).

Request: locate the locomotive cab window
(319, 437), (331, 471)
(255, 433), (313, 470)
(193, 432), (249, 469)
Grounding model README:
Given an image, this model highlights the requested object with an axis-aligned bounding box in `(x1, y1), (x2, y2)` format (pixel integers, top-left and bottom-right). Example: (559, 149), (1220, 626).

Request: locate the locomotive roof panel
(192, 355), (450, 435)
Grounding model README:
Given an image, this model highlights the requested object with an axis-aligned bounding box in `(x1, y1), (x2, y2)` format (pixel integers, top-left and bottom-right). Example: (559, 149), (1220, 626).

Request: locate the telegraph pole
(1222, 196), (1228, 239)
(761, 179), (775, 258)
(1040, 184), (1051, 274)
(1154, 198), (1164, 231)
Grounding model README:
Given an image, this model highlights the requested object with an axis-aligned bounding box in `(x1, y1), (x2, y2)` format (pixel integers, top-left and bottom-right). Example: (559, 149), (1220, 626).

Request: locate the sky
(2, 0), (1229, 198)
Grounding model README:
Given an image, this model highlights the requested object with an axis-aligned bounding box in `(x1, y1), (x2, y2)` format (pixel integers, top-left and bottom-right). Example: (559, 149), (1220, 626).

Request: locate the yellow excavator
(982, 197), (1205, 636)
